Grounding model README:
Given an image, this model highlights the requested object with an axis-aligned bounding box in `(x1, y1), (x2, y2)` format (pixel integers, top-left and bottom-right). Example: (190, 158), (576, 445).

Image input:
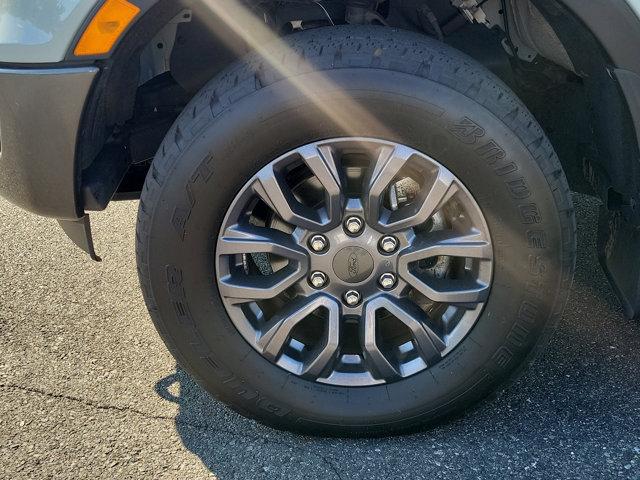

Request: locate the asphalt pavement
(1, 193), (639, 479)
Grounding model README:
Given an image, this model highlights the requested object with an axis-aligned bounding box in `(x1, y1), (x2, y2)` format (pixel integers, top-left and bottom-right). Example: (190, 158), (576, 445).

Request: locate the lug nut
(343, 290), (362, 307)
(345, 216), (364, 235)
(379, 236), (399, 254)
(309, 234), (328, 253)
(379, 273), (397, 290)
(309, 271), (328, 289)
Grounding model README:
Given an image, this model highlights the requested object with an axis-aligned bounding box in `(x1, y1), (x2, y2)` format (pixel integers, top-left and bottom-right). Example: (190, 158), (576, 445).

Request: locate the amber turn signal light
(74, 0), (140, 56)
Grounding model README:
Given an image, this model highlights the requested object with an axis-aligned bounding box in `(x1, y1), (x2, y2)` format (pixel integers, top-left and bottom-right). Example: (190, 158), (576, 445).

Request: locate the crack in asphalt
(0, 383), (344, 480)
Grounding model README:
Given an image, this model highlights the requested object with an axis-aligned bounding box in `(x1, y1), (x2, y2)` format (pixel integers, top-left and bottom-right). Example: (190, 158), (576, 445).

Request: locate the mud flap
(57, 215), (101, 262)
(597, 206), (640, 319)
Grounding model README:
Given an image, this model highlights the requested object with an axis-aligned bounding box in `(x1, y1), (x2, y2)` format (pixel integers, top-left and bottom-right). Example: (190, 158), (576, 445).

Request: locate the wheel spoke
(257, 295), (340, 374)
(361, 297), (400, 380)
(397, 230), (491, 305)
(362, 296), (445, 377)
(398, 230), (493, 265)
(364, 143), (461, 232)
(218, 224), (308, 260)
(299, 144), (343, 227)
(252, 144), (343, 230)
(301, 298), (341, 378)
(364, 144), (414, 228)
(383, 168), (458, 232)
(402, 274), (490, 304)
(218, 224), (308, 302)
(380, 297), (446, 365)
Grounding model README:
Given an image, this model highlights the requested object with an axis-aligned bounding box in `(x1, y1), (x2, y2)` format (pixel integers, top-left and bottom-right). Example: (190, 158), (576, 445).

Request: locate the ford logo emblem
(348, 253), (359, 278)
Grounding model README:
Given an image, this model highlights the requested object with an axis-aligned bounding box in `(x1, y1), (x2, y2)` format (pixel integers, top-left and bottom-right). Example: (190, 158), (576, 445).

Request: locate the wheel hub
(300, 203), (408, 314)
(216, 137), (493, 387)
(332, 246), (374, 283)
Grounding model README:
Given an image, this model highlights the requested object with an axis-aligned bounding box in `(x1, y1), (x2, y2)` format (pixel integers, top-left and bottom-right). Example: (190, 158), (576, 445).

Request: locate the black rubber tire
(136, 26), (576, 436)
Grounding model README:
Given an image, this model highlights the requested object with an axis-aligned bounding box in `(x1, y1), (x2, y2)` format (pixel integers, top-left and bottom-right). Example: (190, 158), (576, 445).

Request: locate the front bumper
(0, 66), (98, 220)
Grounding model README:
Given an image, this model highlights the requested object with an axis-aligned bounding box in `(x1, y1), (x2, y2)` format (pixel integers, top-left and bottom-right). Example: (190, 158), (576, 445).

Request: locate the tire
(136, 25), (576, 436)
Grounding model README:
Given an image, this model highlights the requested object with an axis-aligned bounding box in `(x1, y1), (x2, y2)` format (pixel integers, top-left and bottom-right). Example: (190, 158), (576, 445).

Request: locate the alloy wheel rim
(216, 138), (493, 387)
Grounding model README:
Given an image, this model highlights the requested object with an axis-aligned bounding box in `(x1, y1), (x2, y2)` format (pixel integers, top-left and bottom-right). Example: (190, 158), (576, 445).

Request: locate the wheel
(136, 26), (575, 435)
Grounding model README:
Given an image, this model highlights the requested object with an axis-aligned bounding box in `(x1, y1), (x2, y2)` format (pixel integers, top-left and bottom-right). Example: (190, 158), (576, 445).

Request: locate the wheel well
(532, 0), (640, 219)
(77, 0), (638, 216)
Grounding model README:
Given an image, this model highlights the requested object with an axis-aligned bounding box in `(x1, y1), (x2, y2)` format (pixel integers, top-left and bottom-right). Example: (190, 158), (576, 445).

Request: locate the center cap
(332, 246), (375, 283)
